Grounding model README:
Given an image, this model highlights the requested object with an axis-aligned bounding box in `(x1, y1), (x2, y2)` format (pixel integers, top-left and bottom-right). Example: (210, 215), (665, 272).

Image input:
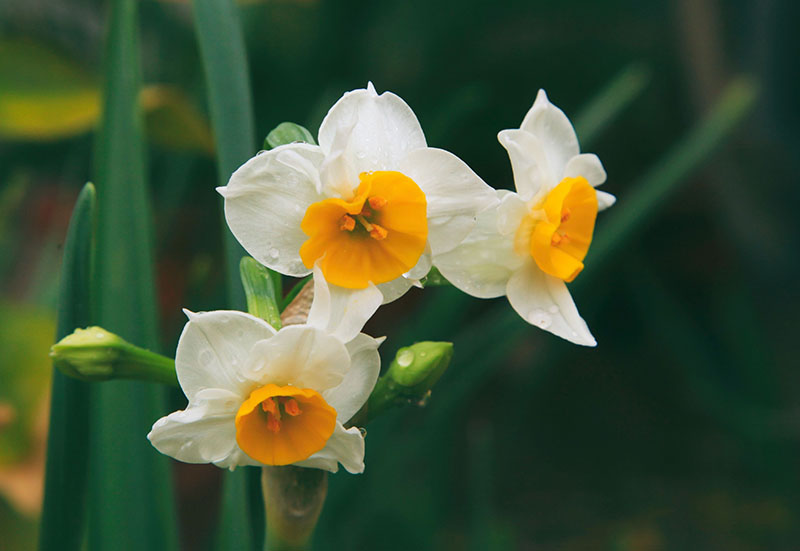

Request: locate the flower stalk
(261, 466), (327, 551)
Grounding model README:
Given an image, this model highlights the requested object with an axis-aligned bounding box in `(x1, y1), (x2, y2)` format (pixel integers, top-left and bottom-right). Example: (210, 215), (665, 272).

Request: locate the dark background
(1, 0), (799, 549)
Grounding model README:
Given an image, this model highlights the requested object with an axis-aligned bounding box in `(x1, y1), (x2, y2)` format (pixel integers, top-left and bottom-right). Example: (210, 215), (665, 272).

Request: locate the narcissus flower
(435, 90), (615, 346)
(219, 83), (496, 303)
(147, 269), (383, 472)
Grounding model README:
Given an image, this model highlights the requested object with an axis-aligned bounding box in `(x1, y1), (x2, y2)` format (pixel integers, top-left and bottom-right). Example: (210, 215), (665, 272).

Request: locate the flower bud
(263, 122), (316, 150)
(385, 341), (453, 400)
(50, 327), (178, 386)
(348, 341), (453, 426)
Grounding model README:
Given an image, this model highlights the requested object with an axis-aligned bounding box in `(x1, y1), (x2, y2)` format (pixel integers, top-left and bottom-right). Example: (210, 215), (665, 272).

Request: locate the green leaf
(585, 77), (758, 274)
(264, 122), (316, 150)
(573, 63), (651, 147)
(193, 0), (255, 311)
(240, 257), (282, 330)
(39, 183), (95, 551)
(88, 0), (177, 548)
(191, 0), (262, 548)
(141, 85), (215, 154)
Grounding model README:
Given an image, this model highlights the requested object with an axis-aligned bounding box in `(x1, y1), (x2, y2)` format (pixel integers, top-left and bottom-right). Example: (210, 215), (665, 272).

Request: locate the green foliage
(89, 0), (177, 547)
(39, 183), (95, 551)
(240, 256), (282, 330)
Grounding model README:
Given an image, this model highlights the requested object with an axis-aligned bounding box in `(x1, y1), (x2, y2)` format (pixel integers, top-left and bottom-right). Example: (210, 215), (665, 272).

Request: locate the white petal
(519, 89), (580, 180)
(495, 190), (529, 235)
(148, 397), (256, 468)
(399, 147), (498, 255)
(306, 265), (382, 342)
(506, 262), (596, 346)
(318, 85), (426, 174)
(220, 143), (325, 277)
(563, 153), (607, 187)
(322, 333), (381, 423)
(434, 197), (524, 299)
(497, 129), (552, 200)
(293, 422), (365, 474)
(376, 276), (414, 304)
(176, 310), (276, 402)
(243, 325), (351, 392)
(405, 248), (432, 280)
(596, 190), (616, 211)
(319, 120), (359, 199)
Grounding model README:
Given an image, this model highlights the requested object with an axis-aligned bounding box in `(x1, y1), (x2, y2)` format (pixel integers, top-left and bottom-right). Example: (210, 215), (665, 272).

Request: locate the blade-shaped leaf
(88, 0), (177, 548)
(39, 183), (95, 551)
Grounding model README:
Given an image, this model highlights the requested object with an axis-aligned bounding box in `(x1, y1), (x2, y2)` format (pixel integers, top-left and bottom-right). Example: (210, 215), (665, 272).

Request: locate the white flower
(147, 269), (384, 473)
(435, 90), (615, 346)
(219, 83), (497, 303)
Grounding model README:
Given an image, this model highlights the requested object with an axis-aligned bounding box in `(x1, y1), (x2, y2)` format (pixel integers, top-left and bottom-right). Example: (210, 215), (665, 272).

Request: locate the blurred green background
(1, 0), (799, 549)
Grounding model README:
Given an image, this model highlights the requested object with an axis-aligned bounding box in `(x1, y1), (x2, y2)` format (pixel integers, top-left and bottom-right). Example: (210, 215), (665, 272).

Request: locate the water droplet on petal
(268, 248), (279, 259)
(529, 309), (551, 329)
(548, 305), (559, 314)
(199, 350), (214, 367)
(355, 151), (367, 159)
(396, 349), (414, 367)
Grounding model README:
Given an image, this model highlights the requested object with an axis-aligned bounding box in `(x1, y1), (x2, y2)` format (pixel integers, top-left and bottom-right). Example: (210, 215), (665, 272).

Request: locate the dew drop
(529, 309), (551, 329)
(396, 349), (414, 367)
(268, 248), (280, 259)
(355, 151), (367, 159)
(95, 331), (106, 340)
(548, 305), (559, 314)
(199, 350), (213, 366)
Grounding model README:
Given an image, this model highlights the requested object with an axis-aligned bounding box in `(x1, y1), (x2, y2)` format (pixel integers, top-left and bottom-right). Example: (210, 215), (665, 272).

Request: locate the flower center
(521, 176), (598, 282)
(299, 171), (428, 289)
(234, 384), (336, 466)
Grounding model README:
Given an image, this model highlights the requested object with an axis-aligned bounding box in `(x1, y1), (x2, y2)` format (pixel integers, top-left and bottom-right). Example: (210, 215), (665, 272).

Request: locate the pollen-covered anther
(369, 224), (388, 240)
(339, 215), (356, 232)
(266, 416), (282, 433)
(281, 397), (301, 416)
(368, 196), (388, 210)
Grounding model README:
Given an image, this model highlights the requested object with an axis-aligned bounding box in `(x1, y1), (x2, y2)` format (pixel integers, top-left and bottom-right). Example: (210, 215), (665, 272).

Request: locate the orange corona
(520, 176), (598, 283)
(299, 171), (428, 288)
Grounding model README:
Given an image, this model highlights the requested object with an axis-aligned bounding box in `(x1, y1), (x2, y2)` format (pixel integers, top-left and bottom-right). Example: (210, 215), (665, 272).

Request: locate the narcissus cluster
(150, 84), (615, 472)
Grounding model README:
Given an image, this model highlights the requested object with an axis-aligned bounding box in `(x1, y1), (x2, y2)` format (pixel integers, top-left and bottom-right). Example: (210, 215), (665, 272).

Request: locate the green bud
(347, 341), (453, 427)
(50, 327), (178, 386)
(386, 341), (453, 398)
(240, 256), (282, 330)
(264, 122), (316, 150)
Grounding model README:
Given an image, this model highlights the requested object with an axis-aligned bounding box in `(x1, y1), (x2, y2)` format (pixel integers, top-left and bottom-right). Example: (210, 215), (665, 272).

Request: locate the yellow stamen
(235, 384), (336, 466)
(339, 215), (355, 231)
(369, 224), (388, 241)
(356, 214), (374, 232)
(282, 398), (301, 417)
(368, 196), (387, 210)
(299, 171), (428, 288)
(266, 416), (282, 433)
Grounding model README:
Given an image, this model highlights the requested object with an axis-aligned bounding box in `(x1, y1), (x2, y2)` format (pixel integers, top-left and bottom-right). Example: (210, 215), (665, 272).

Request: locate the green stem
(261, 467), (328, 551)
